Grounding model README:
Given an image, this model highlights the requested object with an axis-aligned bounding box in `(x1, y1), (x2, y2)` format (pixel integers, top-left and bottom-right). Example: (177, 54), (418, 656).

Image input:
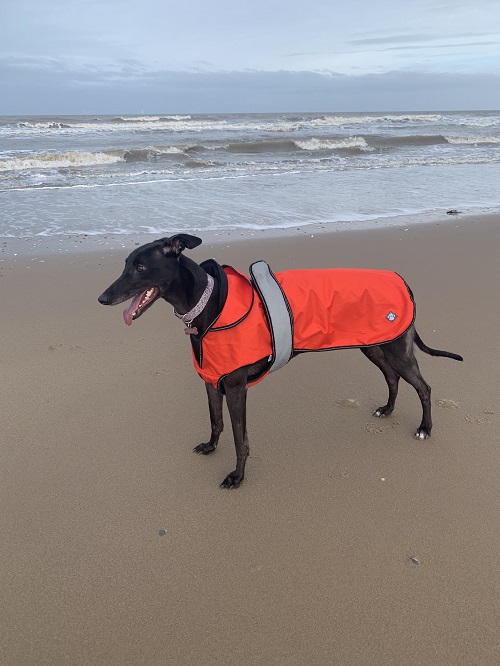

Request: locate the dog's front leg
(220, 372), (249, 489)
(194, 382), (224, 455)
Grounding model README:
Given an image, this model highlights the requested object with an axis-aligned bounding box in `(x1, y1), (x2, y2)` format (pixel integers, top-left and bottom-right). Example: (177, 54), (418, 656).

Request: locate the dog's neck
(162, 255), (221, 335)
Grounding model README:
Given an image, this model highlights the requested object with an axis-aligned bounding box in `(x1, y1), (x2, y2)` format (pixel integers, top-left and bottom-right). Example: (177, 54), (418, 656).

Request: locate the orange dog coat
(192, 263), (415, 391)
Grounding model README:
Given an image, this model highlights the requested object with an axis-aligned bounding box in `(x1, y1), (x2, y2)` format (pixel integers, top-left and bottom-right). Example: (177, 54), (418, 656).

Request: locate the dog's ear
(161, 234), (202, 255)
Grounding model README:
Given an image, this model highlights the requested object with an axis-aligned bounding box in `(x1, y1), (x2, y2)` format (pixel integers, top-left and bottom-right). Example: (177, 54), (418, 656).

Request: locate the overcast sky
(1, 0), (499, 115)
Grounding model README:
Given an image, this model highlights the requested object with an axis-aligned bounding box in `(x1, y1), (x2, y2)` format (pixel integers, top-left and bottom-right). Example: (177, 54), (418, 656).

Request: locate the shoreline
(1, 205), (499, 262)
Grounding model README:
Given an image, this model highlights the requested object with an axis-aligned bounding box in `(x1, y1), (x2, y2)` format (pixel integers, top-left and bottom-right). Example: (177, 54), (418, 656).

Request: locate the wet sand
(1, 213), (500, 665)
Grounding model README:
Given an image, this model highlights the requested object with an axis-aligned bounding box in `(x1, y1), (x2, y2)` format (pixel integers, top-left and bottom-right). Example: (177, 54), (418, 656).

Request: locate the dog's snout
(98, 292), (110, 305)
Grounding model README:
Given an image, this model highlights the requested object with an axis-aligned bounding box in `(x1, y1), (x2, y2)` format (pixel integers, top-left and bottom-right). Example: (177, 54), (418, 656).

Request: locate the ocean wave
(3, 112), (498, 143)
(184, 159), (220, 169)
(3, 151), (499, 196)
(372, 154), (500, 168)
(2, 114), (445, 138)
(2, 117), (231, 136)
(382, 114), (442, 123)
(307, 113), (442, 127)
(15, 121), (72, 130)
(370, 134), (449, 148)
(122, 146), (187, 162)
(106, 118), (231, 133)
(211, 136), (370, 153)
(112, 114), (192, 122)
(0, 145), (193, 171)
(262, 121), (300, 132)
(458, 119), (500, 127)
(445, 135), (500, 144)
(0, 151), (123, 171)
(112, 115), (161, 122)
(119, 118), (233, 133)
(294, 137), (370, 151)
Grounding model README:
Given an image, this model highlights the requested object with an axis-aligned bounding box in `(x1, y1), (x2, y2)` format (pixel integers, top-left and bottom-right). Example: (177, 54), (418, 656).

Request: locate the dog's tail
(414, 331), (463, 362)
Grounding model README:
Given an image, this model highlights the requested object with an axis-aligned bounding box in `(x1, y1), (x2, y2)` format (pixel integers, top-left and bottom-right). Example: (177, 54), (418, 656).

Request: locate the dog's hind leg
(381, 340), (432, 440)
(361, 346), (400, 418)
(194, 382), (224, 455)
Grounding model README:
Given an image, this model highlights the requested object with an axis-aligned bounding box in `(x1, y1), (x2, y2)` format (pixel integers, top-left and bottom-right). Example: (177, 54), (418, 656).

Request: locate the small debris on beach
(410, 556), (420, 566)
(158, 529), (167, 537)
(446, 209), (462, 215)
(335, 398), (360, 408)
(365, 421), (400, 433)
(436, 399), (460, 409)
(465, 413), (492, 424)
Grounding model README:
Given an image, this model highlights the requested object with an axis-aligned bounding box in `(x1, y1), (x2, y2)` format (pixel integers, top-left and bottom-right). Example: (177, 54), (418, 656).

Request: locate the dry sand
(1, 213), (500, 665)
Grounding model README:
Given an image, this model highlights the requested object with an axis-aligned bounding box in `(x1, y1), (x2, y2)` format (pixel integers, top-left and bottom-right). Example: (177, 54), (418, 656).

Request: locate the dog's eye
(136, 264), (146, 273)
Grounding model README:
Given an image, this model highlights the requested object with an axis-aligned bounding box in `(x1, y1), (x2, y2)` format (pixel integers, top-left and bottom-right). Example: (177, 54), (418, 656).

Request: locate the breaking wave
(112, 115), (192, 122)
(294, 137), (370, 150)
(0, 151), (123, 171)
(444, 135), (500, 144)
(308, 114), (442, 127)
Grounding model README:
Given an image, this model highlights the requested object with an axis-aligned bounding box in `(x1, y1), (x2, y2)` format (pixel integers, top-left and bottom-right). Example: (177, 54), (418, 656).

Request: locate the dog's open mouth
(123, 287), (161, 326)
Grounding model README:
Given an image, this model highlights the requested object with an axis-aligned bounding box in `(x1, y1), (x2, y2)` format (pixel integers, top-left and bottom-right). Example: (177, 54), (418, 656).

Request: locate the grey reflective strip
(250, 261), (293, 372)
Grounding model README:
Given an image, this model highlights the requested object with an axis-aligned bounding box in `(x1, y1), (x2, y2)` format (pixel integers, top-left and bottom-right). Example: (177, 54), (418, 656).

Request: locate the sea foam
(0, 151), (123, 171)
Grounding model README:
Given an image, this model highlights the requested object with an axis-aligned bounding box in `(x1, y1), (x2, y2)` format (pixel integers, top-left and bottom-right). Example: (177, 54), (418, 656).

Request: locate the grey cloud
(284, 39), (498, 60)
(386, 40), (499, 51)
(2, 54), (72, 73)
(1, 61), (499, 114)
(348, 34), (435, 45)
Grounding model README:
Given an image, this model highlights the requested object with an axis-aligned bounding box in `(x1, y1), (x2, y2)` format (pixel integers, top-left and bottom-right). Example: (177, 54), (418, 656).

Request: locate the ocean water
(0, 111), (499, 242)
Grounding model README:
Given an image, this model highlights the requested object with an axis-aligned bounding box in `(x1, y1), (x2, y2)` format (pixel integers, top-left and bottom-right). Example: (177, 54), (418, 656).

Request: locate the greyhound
(98, 233), (463, 489)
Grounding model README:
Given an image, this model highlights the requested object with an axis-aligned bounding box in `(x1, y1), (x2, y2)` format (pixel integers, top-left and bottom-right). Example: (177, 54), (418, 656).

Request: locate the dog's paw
(415, 427), (431, 440)
(193, 442), (217, 455)
(373, 406), (393, 418)
(220, 471), (243, 489)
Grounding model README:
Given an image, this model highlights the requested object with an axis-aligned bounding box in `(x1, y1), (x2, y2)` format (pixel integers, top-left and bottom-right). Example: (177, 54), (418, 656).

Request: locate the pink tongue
(123, 293), (144, 326)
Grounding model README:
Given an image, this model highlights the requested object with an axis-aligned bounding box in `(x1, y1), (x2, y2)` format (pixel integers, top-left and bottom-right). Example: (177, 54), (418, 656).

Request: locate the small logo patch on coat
(386, 311), (398, 322)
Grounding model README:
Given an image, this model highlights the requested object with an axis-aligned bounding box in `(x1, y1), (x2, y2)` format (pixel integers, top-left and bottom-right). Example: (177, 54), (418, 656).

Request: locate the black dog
(99, 234), (463, 489)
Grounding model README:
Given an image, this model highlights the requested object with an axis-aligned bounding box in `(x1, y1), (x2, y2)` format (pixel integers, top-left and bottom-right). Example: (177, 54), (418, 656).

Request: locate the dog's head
(98, 233), (202, 325)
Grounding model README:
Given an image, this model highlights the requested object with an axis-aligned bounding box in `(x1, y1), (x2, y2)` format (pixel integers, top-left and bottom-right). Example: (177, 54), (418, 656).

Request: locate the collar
(173, 274), (214, 325)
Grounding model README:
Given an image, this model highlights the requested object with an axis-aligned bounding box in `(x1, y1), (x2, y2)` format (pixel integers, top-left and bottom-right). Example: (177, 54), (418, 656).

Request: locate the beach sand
(1, 213), (500, 665)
